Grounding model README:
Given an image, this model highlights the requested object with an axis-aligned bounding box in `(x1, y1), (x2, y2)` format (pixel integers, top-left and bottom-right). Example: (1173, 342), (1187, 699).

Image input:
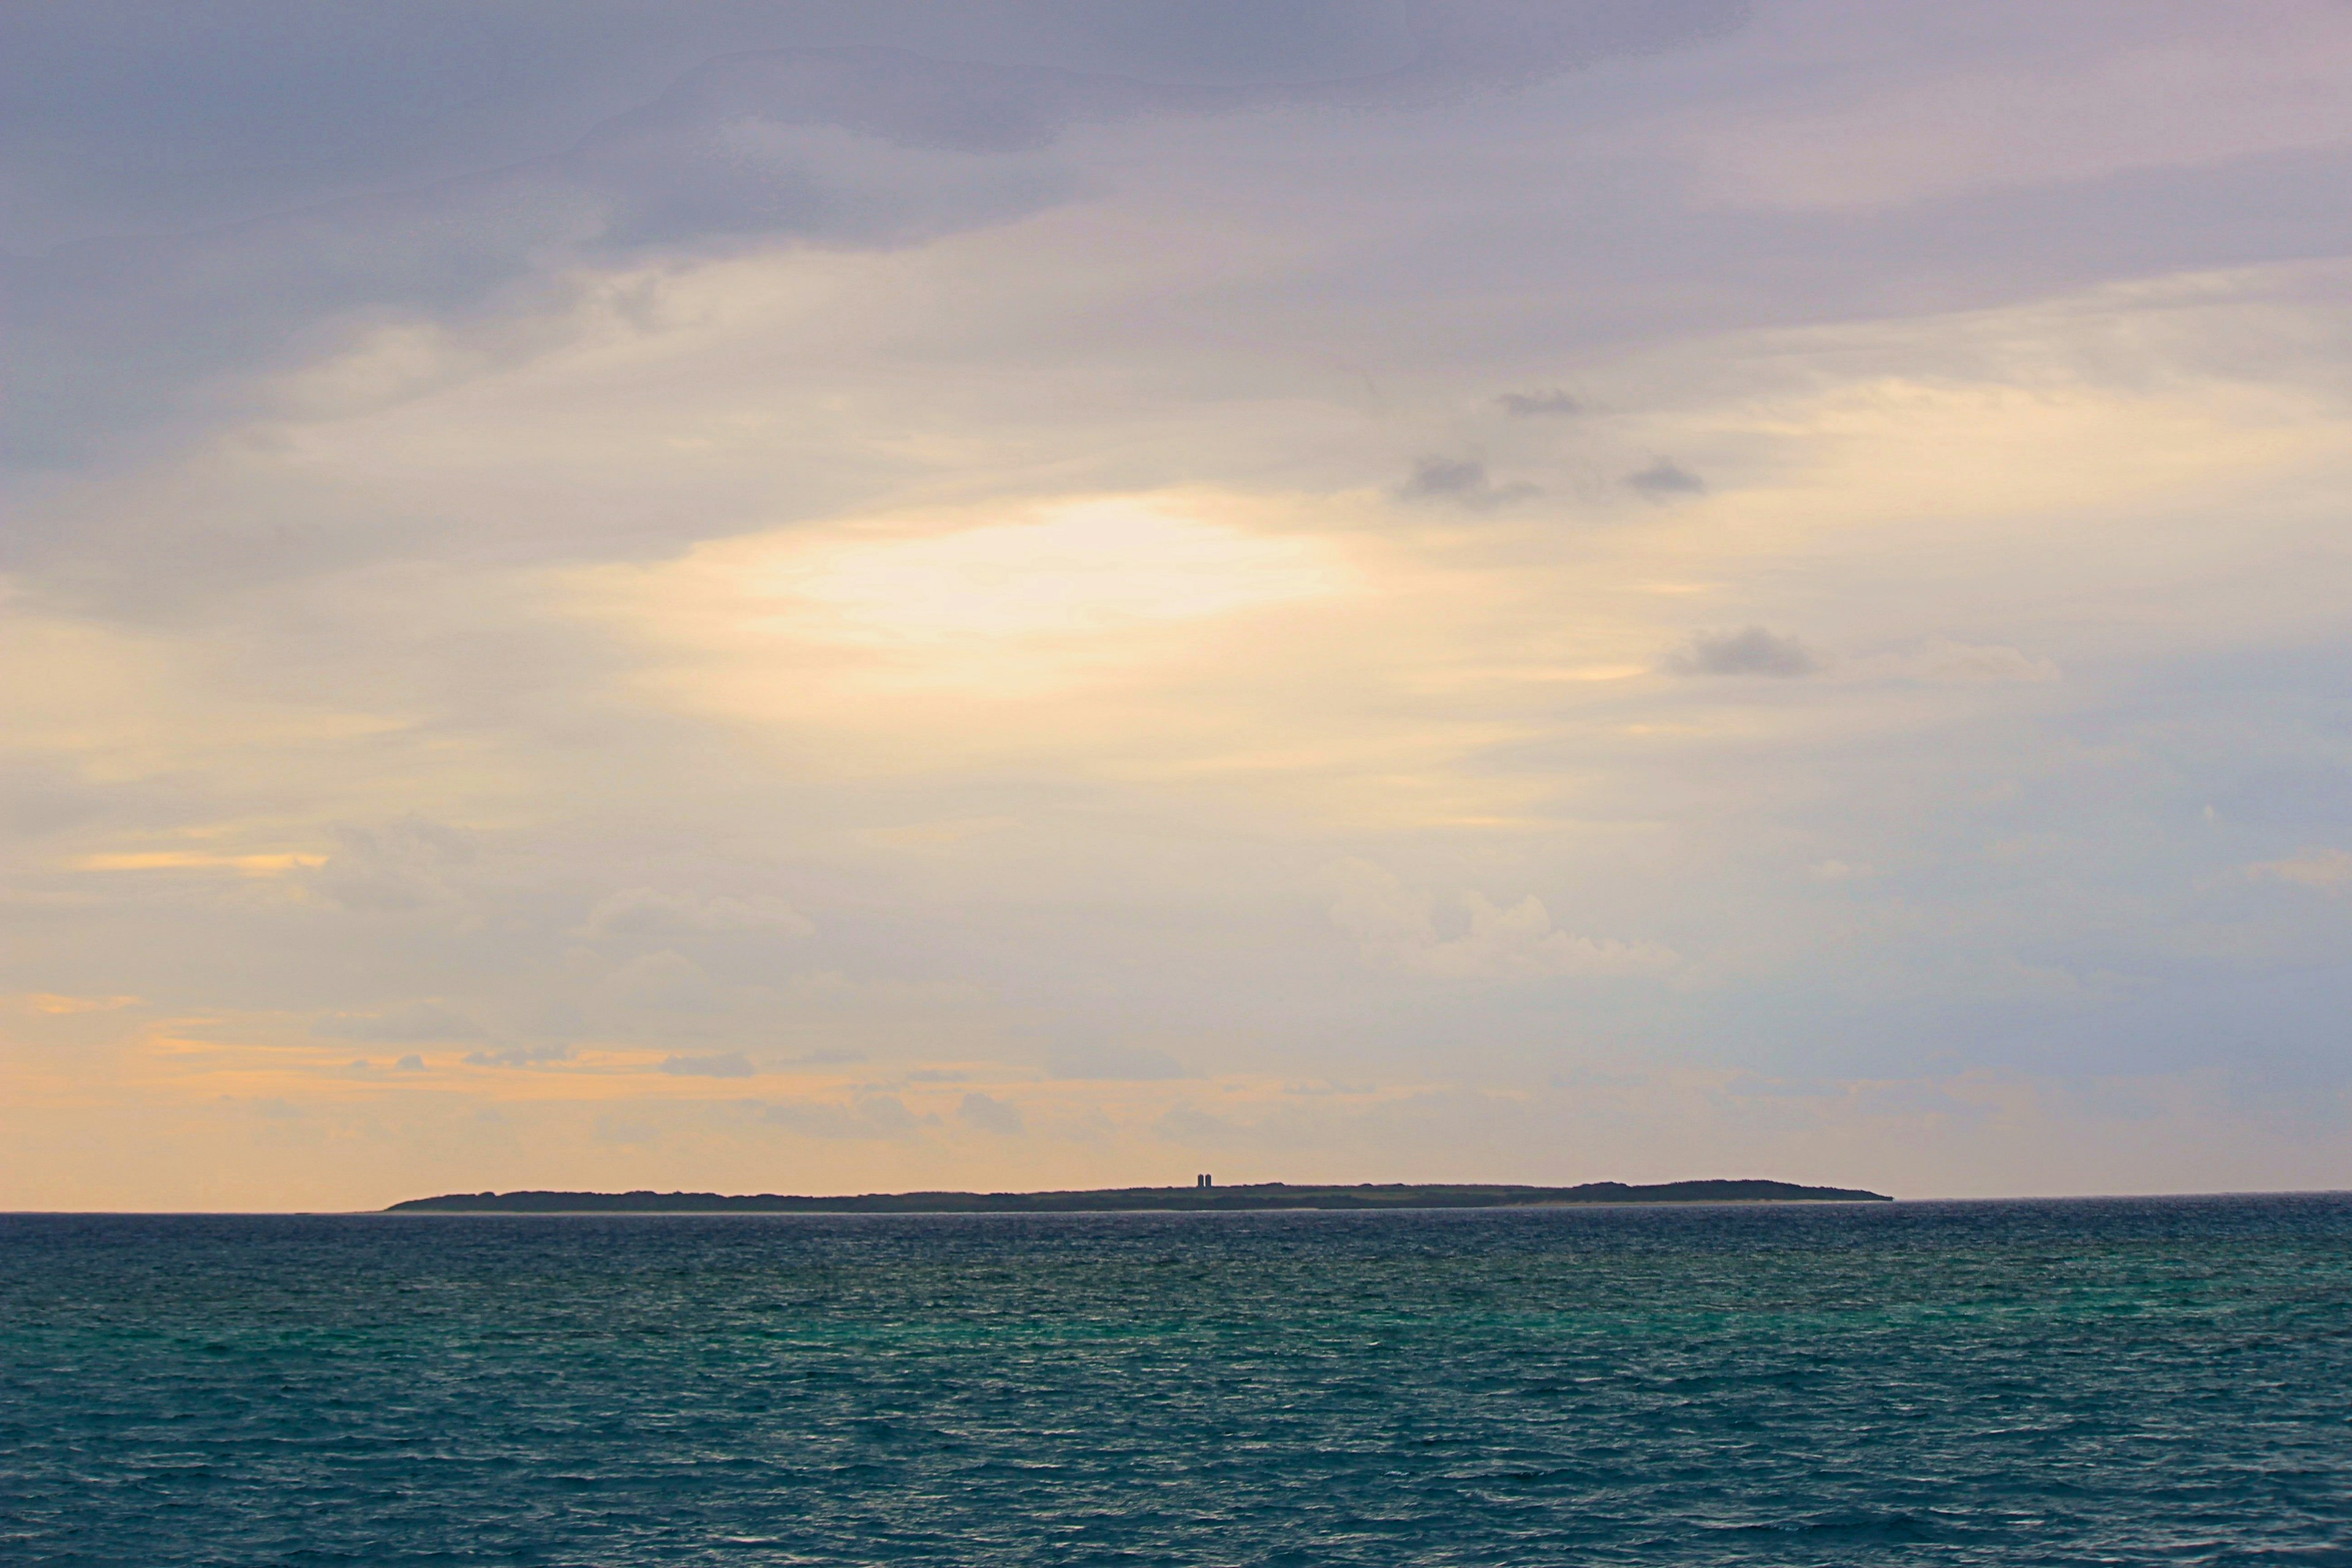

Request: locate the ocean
(2, 1195), (2347, 1566)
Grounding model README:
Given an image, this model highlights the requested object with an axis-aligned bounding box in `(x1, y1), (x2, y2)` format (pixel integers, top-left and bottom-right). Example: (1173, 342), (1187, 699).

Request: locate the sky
(6, 1), (2352, 1210)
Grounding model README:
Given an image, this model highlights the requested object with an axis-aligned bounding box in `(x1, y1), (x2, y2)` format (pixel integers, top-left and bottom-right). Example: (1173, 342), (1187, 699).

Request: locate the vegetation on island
(386, 1179), (1891, 1213)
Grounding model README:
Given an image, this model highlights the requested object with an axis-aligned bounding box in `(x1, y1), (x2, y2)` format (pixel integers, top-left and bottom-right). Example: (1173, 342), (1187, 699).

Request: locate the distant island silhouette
(386, 1179), (1891, 1213)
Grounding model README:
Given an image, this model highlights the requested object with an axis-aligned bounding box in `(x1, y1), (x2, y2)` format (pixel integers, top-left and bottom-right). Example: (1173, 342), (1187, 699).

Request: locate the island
(385, 1178), (1890, 1213)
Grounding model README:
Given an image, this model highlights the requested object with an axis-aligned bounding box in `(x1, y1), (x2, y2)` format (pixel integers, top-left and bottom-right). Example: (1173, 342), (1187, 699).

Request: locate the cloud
(1624, 457), (1706, 497)
(1667, 626), (1820, 677)
(658, 1050), (756, 1077)
(763, 1094), (930, 1139)
(312, 1000), (484, 1042)
(1395, 455), (1539, 511)
(16, 992), (140, 1016)
(1913, 641), (2059, 684)
(2247, 848), (2352, 889)
(2, 3), (1752, 469)
(463, 1042), (574, 1068)
(1322, 859), (1675, 980)
(959, 1090), (1024, 1134)
(579, 888), (815, 940)
(1046, 1045), (1191, 1080)
(14, 4), (2352, 1211)
(595, 950), (719, 1012)
(1414, 893), (1678, 980)
(1496, 388), (1580, 417)
(306, 817), (478, 912)
(1872, 639), (2060, 684)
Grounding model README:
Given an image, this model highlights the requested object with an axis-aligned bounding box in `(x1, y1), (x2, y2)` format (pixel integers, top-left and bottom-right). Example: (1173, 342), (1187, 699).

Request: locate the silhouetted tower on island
(1195, 1174), (1212, 1189)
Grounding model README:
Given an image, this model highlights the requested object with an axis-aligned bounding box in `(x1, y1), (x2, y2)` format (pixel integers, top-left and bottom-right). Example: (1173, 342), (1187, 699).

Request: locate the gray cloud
(1, 1), (1753, 247)
(0, 2), (1751, 476)
(1396, 455), (1539, 511)
(1668, 626), (1820, 677)
(1624, 457), (1705, 497)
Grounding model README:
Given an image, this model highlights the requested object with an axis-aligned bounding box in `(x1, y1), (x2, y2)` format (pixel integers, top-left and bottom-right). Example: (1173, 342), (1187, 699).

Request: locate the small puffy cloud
(1322, 859), (1675, 980)
(1667, 625), (1820, 677)
(1496, 388), (1580, 417)
(1046, 1044), (1191, 1080)
(658, 1050), (756, 1078)
(1396, 455), (1538, 511)
(2247, 848), (2352, 889)
(580, 888), (814, 940)
(394, 1055), (425, 1071)
(959, 1091), (1024, 1135)
(1414, 892), (1678, 979)
(312, 1000), (484, 1042)
(1624, 457), (1706, 497)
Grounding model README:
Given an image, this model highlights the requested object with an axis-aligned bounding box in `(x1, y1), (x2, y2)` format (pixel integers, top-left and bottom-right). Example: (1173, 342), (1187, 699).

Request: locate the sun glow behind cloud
(574, 492), (1439, 785)
(761, 499), (1346, 649)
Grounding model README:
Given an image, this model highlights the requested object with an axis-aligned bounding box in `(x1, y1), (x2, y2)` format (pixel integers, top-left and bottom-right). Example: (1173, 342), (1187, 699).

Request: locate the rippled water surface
(4, 1197), (2350, 1566)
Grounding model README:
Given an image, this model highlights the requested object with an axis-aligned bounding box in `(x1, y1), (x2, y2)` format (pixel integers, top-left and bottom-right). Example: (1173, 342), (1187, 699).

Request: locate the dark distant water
(4, 1197), (2349, 1567)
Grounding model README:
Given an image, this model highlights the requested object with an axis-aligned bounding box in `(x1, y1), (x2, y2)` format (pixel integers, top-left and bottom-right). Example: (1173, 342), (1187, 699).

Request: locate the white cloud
(1323, 860), (1676, 981)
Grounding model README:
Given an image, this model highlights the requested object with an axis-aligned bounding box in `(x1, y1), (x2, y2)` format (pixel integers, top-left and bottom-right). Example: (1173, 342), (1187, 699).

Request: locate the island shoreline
(384, 1179), (1893, 1215)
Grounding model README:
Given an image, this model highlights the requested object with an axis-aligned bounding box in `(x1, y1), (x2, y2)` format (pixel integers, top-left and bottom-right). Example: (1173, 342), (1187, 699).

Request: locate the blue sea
(4, 1196), (2349, 1566)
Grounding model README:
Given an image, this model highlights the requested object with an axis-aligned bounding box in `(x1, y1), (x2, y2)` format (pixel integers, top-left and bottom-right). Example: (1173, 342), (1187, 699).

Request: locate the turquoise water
(2, 1197), (2348, 1566)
